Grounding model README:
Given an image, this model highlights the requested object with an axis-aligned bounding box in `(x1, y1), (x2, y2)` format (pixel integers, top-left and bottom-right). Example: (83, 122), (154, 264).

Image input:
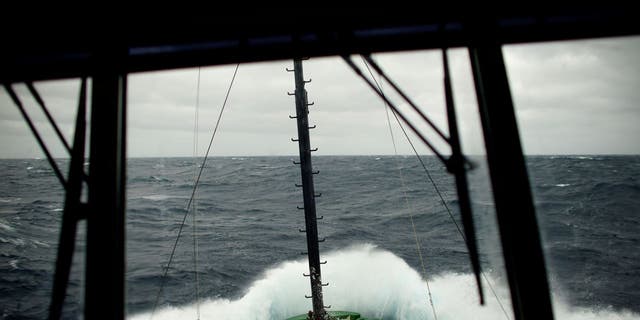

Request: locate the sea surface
(1, 155), (639, 319)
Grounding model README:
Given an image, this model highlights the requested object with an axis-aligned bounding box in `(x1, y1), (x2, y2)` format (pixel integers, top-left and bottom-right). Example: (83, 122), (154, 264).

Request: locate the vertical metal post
(468, 27), (554, 320)
(442, 49), (484, 304)
(293, 59), (326, 320)
(48, 78), (87, 320)
(85, 49), (127, 320)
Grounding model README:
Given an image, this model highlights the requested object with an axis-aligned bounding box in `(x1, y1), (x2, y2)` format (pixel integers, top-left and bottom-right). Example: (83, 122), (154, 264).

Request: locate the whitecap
(0, 237), (25, 246)
(142, 194), (174, 201)
(8, 259), (19, 269)
(31, 239), (50, 248)
(0, 197), (21, 203)
(555, 184), (571, 187)
(0, 220), (15, 232)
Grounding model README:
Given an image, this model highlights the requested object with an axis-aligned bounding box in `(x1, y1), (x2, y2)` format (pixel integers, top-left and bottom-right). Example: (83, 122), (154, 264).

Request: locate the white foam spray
(130, 244), (639, 320)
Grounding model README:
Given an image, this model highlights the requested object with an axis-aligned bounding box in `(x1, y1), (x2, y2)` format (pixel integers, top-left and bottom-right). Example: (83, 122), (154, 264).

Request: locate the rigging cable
(192, 67), (202, 320)
(361, 57), (511, 320)
(361, 58), (438, 320)
(150, 64), (240, 319)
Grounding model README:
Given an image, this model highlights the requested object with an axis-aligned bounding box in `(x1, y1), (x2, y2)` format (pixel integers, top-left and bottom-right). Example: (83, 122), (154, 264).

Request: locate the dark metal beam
(1, 8), (638, 83)
(85, 48), (127, 320)
(468, 23), (554, 320)
(3, 84), (68, 188)
(48, 78), (87, 320)
(442, 49), (484, 305)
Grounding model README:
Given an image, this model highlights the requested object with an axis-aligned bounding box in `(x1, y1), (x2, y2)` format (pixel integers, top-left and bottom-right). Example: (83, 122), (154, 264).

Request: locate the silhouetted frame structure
(2, 8), (638, 320)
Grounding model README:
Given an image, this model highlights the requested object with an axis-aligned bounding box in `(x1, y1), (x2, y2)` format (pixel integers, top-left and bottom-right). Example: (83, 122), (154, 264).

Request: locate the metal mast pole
(292, 58), (327, 320)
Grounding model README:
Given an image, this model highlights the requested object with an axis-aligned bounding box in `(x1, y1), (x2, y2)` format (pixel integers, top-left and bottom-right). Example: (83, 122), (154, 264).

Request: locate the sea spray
(129, 244), (640, 320)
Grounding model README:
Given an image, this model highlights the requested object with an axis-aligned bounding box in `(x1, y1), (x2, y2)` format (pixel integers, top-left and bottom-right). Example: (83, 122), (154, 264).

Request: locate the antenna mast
(290, 58), (328, 320)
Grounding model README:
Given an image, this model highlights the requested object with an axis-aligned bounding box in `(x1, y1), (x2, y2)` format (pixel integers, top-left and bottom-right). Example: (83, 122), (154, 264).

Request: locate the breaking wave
(130, 244), (639, 320)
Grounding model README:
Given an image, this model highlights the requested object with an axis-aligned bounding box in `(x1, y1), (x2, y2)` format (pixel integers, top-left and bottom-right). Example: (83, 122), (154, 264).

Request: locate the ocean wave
(129, 244), (639, 320)
(0, 197), (21, 203)
(8, 259), (19, 270)
(142, 194), (178, 201)
(0, 219), (15, 232)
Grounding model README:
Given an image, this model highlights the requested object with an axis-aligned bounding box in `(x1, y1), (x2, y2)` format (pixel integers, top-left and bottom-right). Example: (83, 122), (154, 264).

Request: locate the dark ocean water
(1, 155), (639, 319)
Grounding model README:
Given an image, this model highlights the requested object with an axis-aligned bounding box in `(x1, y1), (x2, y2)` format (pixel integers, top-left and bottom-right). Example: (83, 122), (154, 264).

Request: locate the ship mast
(290, 58), (328, 320)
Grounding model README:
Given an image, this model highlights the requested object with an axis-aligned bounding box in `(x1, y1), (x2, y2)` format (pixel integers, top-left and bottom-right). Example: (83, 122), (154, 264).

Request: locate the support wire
(150, 64), (239, 319)
(192, 67), (202, 320)
(361, 58), (438, 320)
(362, 57), (512, 320)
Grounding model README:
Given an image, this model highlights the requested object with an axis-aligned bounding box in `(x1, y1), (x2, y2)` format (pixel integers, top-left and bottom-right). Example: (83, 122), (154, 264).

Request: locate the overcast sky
(1, 36), (638, 158)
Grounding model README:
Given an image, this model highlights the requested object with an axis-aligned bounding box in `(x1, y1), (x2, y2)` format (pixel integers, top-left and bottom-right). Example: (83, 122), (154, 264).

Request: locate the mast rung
(314, 193), (322, 197)
(317, 216), (324, 220)
(318, 238), (325, 243)
(297, 206), (304, 210)
(308, 125), (316, 129)
(291, 137), (299, 141)
(310, 148), (318, 152)
(301, 252), (308, 255)
(286, 67), (294, 72)
(305, 295), (312, 299)
(287, 91), (295, 96)
(321, 282), (329, 286)
(304, 78), (312, 83)
(306, 102), (315, 106)
(303, 273), (310, 277)
(299, 229), (306, 233)
(293, 161), (301, 165)
(320, 261), (327, 264)
(295, 184), (303, 187)
(324, 305), (331, 309)
(289, 115), (297, 119)
(312, 170), (319, 174)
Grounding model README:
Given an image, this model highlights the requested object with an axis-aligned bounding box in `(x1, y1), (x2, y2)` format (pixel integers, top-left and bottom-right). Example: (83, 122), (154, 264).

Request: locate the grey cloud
(2, 36), (638, 158)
